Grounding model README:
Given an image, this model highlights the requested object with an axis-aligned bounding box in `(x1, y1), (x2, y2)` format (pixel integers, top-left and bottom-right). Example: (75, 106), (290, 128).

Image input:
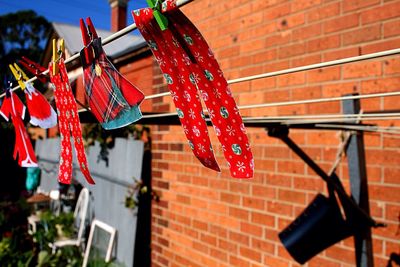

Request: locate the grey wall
(35, 138), (144, 267)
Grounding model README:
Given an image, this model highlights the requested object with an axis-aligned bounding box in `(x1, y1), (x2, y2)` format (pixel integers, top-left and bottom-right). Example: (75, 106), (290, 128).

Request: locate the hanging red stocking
(133, 0), (254, 178)
(49, 59), (95, 185)
(0, 90), (38, 167)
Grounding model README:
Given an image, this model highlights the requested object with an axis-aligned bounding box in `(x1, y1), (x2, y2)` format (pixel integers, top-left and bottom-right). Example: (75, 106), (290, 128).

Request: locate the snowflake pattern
(155, 56), (166, 67)
(188, 108), (196, 119)
(226, 126), (236, 136)
(213, 88), (221, 99)
(178, 74), (185, 84)
(236, 161), (246, 172)
(198, 143), (206, 153)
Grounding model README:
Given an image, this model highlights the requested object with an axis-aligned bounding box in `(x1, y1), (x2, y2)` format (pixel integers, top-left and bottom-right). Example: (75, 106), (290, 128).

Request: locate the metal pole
(342, 94), (374, 267)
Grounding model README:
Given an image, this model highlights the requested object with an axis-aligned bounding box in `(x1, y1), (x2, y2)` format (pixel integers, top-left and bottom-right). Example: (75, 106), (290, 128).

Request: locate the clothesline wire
(2, 0), (400, 126)
(139, 111), (400, 120)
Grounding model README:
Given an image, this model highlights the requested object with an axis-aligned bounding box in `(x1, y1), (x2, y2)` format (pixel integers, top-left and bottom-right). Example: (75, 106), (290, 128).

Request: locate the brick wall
(149, 1), (400, 266)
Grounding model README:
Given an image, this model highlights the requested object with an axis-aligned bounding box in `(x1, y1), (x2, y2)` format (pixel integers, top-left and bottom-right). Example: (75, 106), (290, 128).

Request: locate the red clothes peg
(133, 0), (254, 178)
(18, 57), (48, 84)
(0, 89), (38, 167)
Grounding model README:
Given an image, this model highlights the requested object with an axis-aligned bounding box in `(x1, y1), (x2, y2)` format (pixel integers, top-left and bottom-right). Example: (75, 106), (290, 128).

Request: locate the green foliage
(0, 10), (50, 85)
(87, 259), (125, 267)
(0, 199), (35, 267)
(33, 211), (74, 250)
(36, 247), (82, 267)
(124, 178), (159, 211)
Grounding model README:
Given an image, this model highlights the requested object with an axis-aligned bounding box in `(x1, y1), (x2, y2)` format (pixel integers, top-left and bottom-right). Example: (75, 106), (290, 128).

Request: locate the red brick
(369, 185), (400, 202)
(383, 168), (400, 184)
(343, 25), (381, 46)
(324, 14), (359, 33)
(384, 19), (400, 37)
(324, 47), (360, 61)
(291, 0), (321, 12)
(361, 2), (400, 24)
(307, 66), (341, 83)
(230, 255), (251, 267)
(307, 34), (340, 53)
(251, 212), (276, 227)
(241, 222), (263, 236)
(343, 61), (382, 79)
(292, 23), (322, 41)
(384, 58), (400, 75)
(291, 86), (321, 100)
(343, 0), (380, 12)
(229, 207), (250, 220)
(210, 247), (228, 261)
(252, 185), (277, 200)
(243, 196), (265, 210)
(279, 43), (306, 59)
(278, 189), (307, 204)
(277, 72), (306, 87)
(240, 246), (262, 262)
(264, 3), (291, 20)
(307, 2), (340, 22)
(362, 77), (400, 94)
(361, 38), (400, 54)
(277, 13), (305, 31)
(229, 231), (250, 246)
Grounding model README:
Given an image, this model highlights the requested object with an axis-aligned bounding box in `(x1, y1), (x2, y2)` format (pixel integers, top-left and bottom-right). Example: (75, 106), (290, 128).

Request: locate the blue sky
(0, 0), (147, 32)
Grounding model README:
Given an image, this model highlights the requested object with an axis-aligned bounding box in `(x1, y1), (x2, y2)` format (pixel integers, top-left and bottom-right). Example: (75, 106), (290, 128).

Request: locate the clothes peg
(146, 0), (168, 31)
(9, 63), (29, 90)
(18, 57), (48, 84)
(52, 39), (64, 75)
(52, 39), (58, 75)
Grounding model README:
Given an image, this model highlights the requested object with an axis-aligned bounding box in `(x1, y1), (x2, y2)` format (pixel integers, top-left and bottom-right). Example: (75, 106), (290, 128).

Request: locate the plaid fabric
(81, 38), (145, 125)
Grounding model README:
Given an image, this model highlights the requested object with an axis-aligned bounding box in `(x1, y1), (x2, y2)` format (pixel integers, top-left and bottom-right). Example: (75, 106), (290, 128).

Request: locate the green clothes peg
(146, 0), (168, 30)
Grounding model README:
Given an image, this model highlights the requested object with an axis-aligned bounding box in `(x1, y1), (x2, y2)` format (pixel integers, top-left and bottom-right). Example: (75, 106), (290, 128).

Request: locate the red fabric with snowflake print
(49, 59), (95, 185)
(133, 1), (254, 178)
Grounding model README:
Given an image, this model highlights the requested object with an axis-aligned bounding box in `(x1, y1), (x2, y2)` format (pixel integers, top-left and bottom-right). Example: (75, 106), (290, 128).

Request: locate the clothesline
(0, 0), (398, 110)
(144, 48), (400, 101)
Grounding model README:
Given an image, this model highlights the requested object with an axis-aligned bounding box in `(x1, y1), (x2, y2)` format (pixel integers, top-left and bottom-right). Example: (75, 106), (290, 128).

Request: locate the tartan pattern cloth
(80, 19), (145, 129)
(133, 0), (254, 178)
(49, 59), (95, 185)
(82, 45), (129, 123)
(0, 90), (38, 167)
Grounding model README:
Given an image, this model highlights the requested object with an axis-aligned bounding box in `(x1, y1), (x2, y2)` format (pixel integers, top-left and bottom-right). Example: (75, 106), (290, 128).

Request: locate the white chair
(51, 187), (90, 253)
(82, 219), (117, 267)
